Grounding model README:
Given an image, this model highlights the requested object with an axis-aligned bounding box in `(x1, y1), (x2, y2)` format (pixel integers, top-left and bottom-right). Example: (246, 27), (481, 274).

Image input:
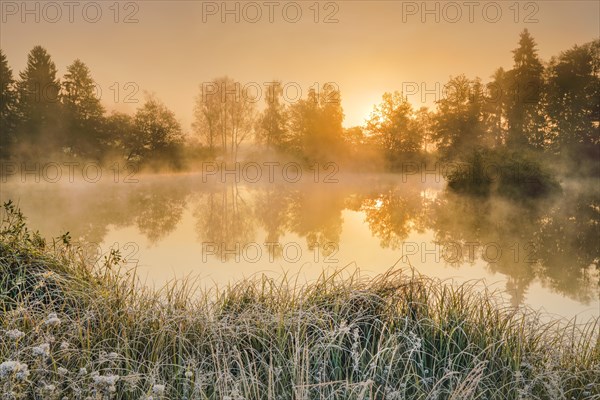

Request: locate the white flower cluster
(44, 312), (61, 327)
(32, 343), (50, 358)
(152, 384), (166, 395)
(5, 329), (25, 340)
(0, 360), (30, 381)
(92, 373), (120, 393)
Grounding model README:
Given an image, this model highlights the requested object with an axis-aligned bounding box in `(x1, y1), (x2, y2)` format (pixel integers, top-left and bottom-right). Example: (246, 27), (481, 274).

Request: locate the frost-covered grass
(0, 201), (599, 399)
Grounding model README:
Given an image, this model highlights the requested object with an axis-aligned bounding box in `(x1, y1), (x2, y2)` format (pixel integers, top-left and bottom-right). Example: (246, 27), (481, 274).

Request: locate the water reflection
(359, 185), (429, 249)
(430, 187), (599, 305)
(192, 185), (257, 261)
(1, 174), (597, 312)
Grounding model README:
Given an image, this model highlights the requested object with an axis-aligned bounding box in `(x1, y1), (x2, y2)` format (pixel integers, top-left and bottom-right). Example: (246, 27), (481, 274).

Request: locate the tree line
(358, 30), (599, 174)
(0, 46), (186, 168)
(1, 30), (598, 174)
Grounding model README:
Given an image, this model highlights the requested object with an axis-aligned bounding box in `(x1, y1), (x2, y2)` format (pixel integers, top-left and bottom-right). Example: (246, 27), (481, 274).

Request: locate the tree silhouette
(432, 75), (489, 159)
(486, 67), (509, 148)
(132, 96), (185, 167)
(193, 77), (256, 161)
(0, 49), (18, 159)
(366, 91), (422, 167)
(62, 59), (105, 159)
(506, 29), (544, 149)
(256, 81), (288, 150)
(545, 39), (600, 171)
(16, 46), (62, 157)
(286, 83), (344, 162)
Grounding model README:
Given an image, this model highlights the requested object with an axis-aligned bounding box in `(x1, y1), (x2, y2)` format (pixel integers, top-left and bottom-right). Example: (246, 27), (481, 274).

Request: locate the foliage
(446, 149), (562, 198)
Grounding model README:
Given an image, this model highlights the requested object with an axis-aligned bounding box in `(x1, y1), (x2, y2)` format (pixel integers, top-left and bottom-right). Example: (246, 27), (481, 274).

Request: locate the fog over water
(3, 171), (598, 320)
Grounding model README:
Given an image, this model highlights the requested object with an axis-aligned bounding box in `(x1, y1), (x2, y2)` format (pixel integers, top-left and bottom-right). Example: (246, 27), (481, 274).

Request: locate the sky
(1, 0), (599, 131)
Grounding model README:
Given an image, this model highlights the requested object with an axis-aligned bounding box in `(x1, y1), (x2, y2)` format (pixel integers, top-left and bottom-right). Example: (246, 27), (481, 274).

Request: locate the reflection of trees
(285, 186), (344, 255)
(129, 189), (187, 244)
(430, 192), (538, 306)
(360, 186), (429, 249)
(429, 189), (599, 305)
(3, 175), (597, 307)
(253, 186), (291, 260)
(0, 177), (193, 246)
(191, 184), (256, 261)
(192, 183), (346, 262)
(534, 190), (599, 303)
(254, 184), (346, 259)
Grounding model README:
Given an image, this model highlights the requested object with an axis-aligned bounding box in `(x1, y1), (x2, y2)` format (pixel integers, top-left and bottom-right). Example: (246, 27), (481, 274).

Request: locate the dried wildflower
(44, 312), (61, 327)
(42, 384), (56, 394)
(5, 329), (25, 340)
(0, 361), (30, 381)
(93, 374), (120, 392)
(32, 343), (50, 357)
(152, 384), (166, 396)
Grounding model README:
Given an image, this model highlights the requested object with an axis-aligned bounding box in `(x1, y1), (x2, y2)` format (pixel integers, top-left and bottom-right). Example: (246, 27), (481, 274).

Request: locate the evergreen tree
(0, 49), (18, 159)
(62, 59), (105, 158)
(16, 46), (62, 157)
(545, 39), (600, 167)
(506, 29), (544, 148)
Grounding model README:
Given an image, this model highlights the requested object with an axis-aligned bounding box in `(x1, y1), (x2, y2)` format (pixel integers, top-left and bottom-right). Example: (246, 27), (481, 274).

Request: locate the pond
(2, 171), (598, 320)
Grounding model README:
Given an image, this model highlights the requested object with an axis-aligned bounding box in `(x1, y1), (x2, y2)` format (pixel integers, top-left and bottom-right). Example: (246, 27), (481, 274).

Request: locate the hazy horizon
(2, 0), (598, 131)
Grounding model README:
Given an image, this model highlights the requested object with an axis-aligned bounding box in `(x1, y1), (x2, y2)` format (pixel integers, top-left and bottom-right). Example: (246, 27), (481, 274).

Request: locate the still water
(2, 171), (598, 320)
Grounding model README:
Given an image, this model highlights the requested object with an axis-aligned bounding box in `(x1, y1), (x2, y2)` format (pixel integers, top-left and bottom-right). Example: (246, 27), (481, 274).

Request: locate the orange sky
(1, 0), (599, 130)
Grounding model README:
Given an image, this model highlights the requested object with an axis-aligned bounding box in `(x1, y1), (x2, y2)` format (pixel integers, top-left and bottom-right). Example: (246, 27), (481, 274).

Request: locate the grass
(0, 201), (599, 399)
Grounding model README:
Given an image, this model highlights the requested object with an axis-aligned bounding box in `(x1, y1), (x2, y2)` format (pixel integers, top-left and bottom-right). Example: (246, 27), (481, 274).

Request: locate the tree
(343, 126), (365, 148)
(486, 67), (510, 147)
(432, 75), (489, 159)
(506, 29), (544, 148)
(193, 77), (255, 161)
(414, 106), (434, 153)
(103, 111), (135, 159)
(132, 96), (184, 166)
(192, 80), (220, 152)
(286, 83), (344, 162)
(256, 81), (287, 149)
(366, 91), (421, 166)
(317, 83), (344, 156)
(287, 87), (320, 157)
(0, 49), (18, 159)
(16, 46), (62, 156)
(62, 59), (105, 158)
(544, 39), (600, 162)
